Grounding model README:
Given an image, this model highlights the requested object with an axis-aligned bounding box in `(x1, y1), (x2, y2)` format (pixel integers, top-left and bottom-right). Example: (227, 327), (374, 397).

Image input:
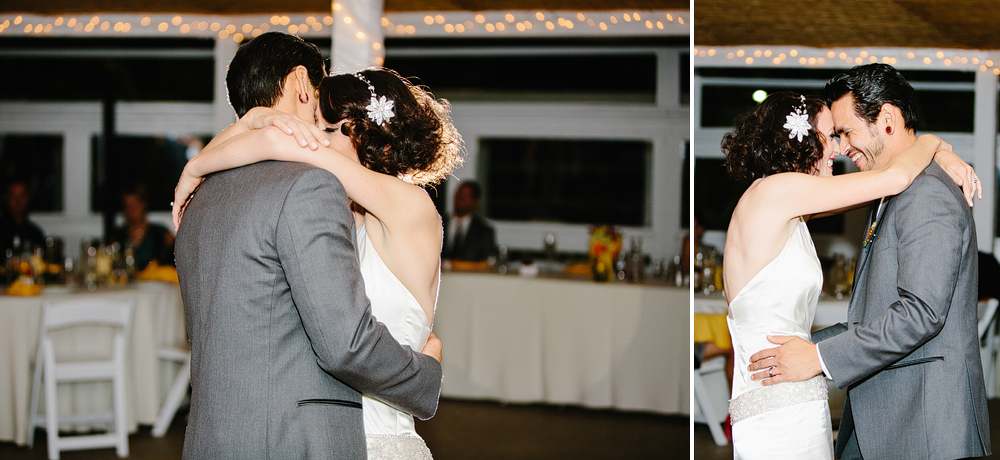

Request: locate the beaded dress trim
(728, 375), (827, 424)
(366, 434), (433, 460)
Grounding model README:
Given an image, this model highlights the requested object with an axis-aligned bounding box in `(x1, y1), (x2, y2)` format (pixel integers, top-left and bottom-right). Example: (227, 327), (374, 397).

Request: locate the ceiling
(695, 0), (1000, 50)
(0, 0), (688, 14)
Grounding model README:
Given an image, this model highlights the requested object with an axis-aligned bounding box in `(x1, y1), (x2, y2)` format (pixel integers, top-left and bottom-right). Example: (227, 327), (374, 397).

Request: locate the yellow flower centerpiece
(589, 225), (622, 282)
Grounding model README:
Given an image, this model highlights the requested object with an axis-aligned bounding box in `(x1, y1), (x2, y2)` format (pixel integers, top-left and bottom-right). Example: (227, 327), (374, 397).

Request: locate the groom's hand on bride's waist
(748, 336), (823, 386)
(420, 332), (442, 363)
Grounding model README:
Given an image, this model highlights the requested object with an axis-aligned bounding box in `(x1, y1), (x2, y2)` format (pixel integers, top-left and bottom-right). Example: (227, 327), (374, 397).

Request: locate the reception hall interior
(693, 0), (1000, 458)
(0, 0), (690, 458)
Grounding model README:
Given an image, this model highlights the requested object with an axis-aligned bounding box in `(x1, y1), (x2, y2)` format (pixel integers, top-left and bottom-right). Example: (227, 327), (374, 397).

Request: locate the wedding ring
(768, 368), (774, 378)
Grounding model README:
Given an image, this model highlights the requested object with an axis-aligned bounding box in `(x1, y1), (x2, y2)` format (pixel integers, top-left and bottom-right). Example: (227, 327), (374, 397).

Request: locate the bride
(720, 91), (978, 459)
(173, 68), (463, 459)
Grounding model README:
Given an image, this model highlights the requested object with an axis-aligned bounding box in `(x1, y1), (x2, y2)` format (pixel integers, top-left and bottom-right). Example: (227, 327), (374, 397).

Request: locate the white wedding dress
(726, 219), (833, 459)
(356, 222), (434, 459)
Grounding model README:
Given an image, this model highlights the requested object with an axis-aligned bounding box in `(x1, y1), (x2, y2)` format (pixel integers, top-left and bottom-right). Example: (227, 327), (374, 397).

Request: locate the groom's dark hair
(226, 32), (326, 118)
(824, 63), (918, 132)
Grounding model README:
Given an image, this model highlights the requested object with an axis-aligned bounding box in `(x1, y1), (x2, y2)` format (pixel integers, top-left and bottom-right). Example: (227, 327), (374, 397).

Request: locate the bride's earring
(299, 93), (309, 103)
(886, 126), (892, 135)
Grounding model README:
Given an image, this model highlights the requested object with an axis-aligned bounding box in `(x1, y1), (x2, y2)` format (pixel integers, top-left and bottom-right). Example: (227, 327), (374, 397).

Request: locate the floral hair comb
(783, 95), (811, 142)
(354, 71), (394, 126)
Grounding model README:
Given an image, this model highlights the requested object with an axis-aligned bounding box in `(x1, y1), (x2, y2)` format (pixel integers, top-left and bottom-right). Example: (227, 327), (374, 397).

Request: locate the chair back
(41, 298), (133, 336)
(979, 298), (999, 340)
(978, 298), (1000, 399)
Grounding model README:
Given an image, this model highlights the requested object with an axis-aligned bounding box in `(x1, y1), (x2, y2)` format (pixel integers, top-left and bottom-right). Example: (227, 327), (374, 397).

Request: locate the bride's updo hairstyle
(722, 91), (827, 183)
(319, 68), (464, 186)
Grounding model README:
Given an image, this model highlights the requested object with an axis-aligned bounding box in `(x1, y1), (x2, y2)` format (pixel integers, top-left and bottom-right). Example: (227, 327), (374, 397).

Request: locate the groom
(174, 32), (443, 458)
(748, 64), (990, 459)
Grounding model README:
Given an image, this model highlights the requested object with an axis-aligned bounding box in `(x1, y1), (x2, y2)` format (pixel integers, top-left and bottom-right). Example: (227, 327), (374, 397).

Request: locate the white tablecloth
(0, 282), (187, 445)
(434, 273), (689, 415)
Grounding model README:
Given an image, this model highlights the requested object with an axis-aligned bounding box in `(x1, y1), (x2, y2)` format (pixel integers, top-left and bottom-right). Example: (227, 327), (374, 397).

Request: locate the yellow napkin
(6, 278), (41, 296)
(135, 261), (180, 284)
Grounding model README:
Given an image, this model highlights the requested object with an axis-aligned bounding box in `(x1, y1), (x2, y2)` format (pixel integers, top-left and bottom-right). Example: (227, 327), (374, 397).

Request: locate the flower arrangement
(588, 225), (622, 282)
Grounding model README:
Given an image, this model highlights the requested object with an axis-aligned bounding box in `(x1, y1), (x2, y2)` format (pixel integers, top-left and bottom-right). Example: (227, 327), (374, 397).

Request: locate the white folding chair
(151, 346), (190, 437)
(692, 355), (729, 446)
(27, 298), (134, 459)
(978, 298), (1000, 398)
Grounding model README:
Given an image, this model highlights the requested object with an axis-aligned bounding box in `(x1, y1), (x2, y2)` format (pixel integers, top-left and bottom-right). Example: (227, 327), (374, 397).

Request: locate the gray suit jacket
(815, 162), (990, 459)
(175, 161), (442, 459)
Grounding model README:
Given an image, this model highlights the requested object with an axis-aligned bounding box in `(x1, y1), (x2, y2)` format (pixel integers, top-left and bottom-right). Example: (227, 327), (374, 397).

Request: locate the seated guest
(0, 179), (46, 256)
(442, 181), (497, 261)
(113, 184), (174, 270)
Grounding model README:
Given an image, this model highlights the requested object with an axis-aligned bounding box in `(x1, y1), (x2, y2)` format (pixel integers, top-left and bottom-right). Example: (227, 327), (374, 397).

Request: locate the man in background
(0, 179), (45, 256)
(442, 181), (496, 261)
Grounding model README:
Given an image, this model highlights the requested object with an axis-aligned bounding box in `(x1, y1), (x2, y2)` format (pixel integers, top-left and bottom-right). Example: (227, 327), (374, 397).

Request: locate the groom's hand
(747, 335), (822, 386)
(421, 332), (442, 363)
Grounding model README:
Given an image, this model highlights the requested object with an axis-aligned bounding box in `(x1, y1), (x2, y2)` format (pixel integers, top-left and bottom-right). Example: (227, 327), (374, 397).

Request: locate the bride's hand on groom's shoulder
(747, 335), (822, 386)
(932, 147), (981, 207)
(243, 107), (330, 151)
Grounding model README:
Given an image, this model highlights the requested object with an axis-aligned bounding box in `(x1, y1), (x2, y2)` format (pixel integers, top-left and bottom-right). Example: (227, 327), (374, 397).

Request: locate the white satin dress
(357, 222), (434, 459)
(726, 219), (833, 460)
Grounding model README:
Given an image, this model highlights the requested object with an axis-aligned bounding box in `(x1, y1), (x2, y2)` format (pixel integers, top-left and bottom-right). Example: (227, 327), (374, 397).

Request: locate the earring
(886, 126), (892, 134)
(299, 93), (308, 103)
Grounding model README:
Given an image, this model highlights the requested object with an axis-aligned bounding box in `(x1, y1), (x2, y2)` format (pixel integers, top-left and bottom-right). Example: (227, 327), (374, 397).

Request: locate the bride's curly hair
(319, 68), (464, 187)
(722, 91), (827, 183)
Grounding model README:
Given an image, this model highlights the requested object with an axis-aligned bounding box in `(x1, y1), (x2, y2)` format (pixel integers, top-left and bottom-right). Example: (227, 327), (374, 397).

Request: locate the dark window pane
(90, 135), (207, 212)
(700, 85), (818, 127)
(0, 134), (63, 211)
(694, 158), (744, 231)
(913, 90), (973, 132)
(0, 57), (213, 101)
(695, 157), (844, 233)
(681, 140), (689, 227)
(680, 52), (690, 106)
(0, 37), (215, 101)
(481, 138), (650, 226)
(385, 54), (656, 102)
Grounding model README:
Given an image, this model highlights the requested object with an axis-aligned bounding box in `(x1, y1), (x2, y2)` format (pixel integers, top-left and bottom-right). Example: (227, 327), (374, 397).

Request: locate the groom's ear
(877, 103), (898, 134)
(283, 65), (311, 103)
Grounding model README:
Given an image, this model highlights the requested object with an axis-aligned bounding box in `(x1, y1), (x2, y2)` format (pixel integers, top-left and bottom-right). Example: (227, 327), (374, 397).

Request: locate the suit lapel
(849, 198), (891, 312)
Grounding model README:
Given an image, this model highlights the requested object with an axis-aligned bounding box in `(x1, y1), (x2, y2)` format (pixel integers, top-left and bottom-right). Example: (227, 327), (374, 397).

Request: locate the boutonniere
(862, 221), (877, 248)
(862, 197), (885, 250)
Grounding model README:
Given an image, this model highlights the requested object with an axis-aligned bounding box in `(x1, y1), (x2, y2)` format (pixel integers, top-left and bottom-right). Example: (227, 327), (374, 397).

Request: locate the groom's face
(831, 94), (885, 172)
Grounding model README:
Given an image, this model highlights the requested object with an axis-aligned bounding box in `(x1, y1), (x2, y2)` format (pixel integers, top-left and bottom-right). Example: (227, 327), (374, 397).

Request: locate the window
(0, 134), (63, 211)
(479, 138), (651, 226)
(384, 42), (660, 103)
(694, 157), (846, 233)
(0, 38), (214, 101)
(90, 135), (208, 212)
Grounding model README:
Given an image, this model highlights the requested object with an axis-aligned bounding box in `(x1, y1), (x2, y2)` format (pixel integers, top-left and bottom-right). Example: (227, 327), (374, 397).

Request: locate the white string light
(0, 10), (688, 40)
(694, 45), (1000, 75)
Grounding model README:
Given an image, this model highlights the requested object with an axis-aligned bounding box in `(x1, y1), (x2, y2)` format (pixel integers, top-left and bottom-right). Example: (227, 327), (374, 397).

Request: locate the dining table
(0, 281), (187, 446)
(433, 271), (689, 415)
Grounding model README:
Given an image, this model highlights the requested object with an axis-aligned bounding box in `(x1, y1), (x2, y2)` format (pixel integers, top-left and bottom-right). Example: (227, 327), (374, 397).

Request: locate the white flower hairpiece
(354, 71), (394, 126)
(783, 95), (811, 142)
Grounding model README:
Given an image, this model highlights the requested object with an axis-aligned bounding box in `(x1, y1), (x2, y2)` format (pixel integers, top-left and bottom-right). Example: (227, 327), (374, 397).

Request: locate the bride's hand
(242, 107), (330, 151)
(933, 147), (981, 207)
(172, 164), (204, 229)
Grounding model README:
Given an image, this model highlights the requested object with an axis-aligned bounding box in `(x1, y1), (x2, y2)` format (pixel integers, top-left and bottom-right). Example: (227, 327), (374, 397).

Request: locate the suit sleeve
(275, 168), (441, 419)
(810, 322), (848, 343)
(818, 174), (967, 388)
